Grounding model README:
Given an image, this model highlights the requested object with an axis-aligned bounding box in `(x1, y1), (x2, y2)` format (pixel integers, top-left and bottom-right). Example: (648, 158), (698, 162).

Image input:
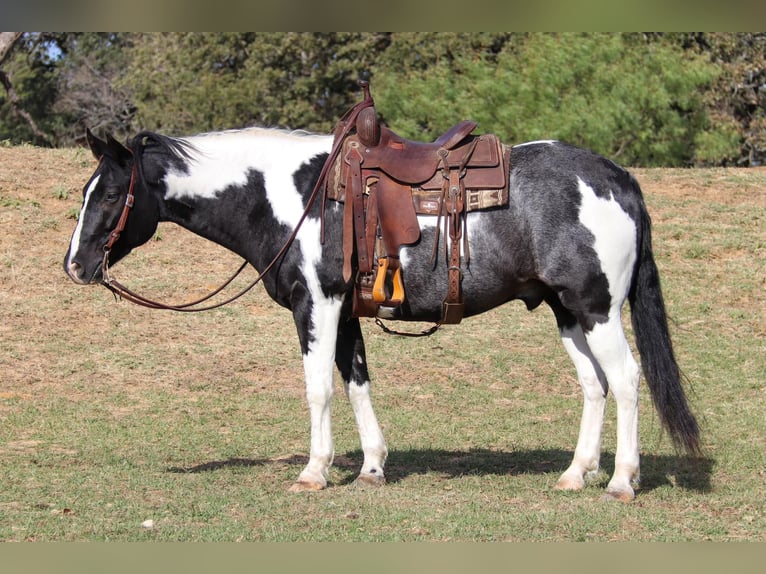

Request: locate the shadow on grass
(167, 448), (714, 494)
(384, 448), (714, 494)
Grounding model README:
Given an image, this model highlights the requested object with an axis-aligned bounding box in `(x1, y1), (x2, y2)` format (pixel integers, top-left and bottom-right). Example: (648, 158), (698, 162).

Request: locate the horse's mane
(129, 131), (199, 188)
(131, 130), (198, 163)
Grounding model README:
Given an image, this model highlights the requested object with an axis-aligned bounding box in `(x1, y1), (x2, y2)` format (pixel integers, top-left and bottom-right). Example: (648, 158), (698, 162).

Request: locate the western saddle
(324, 82), (510, 324)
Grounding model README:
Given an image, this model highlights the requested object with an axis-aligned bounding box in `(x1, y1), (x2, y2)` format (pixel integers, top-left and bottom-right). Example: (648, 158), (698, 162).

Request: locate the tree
(0, 32), (760, 166)
(0, 33), (134, 146)
(669, 33), (766, 166)
(372, 33), (737, 167)
(0, 32), (53, 145)
(122, 33), (390, 135)
(49, 33), (137, 144)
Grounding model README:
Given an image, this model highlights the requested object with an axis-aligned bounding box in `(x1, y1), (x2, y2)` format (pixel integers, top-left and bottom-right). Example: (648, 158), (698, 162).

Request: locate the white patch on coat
(163, 129), (333, 209)
(576, 177), (637, 306)
(67, 174), (101, 264)
(401, 211), (481, 269)
(163, 128), (334, 286)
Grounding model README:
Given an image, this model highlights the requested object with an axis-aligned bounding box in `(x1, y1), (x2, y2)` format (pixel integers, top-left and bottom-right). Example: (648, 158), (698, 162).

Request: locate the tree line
(1, 32), (764, 167)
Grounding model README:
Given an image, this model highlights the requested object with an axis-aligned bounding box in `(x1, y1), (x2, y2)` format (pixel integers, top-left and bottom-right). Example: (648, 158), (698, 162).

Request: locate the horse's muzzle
(65, 260), (99, 285)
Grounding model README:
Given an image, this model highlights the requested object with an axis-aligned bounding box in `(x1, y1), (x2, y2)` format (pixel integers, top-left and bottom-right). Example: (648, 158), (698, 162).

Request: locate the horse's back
(509, 140), (644, 219)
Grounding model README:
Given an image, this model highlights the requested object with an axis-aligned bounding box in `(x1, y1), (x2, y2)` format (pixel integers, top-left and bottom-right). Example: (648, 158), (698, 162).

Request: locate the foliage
(0, 33), (134, 145)
(677, 33), (766, 166)
(0, 33), (59, 145)
(50, 33), (136, 144)
(123, 32), (388, 134)
(0, 32), (764, 166)
(373, 33), (732, 167)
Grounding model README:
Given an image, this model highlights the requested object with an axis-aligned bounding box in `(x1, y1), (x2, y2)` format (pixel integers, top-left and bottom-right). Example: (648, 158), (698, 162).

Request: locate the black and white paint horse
(64, 126), (700, 501)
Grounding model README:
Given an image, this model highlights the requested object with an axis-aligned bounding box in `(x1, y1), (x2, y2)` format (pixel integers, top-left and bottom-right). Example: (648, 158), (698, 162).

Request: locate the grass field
(0, 144), (764, 541)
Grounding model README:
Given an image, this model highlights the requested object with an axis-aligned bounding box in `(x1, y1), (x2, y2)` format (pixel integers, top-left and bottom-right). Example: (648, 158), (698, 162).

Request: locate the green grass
(0, 151), (764, 541)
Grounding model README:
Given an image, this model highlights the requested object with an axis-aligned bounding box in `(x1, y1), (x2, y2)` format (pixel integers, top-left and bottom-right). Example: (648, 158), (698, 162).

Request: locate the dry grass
(0, 145), (764, 541)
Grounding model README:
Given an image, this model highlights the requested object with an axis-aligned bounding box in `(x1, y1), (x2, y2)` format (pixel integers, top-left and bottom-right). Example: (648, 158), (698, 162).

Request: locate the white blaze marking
(67, 174), (101, 264)
(577, 177), (637, 306)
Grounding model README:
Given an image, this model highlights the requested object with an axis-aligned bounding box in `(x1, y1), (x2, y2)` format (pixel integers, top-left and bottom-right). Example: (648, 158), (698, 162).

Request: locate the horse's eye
(103, 191), (121, 204)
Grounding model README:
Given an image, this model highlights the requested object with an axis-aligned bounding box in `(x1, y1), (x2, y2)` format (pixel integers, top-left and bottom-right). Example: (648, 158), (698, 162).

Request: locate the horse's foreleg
(289, 290), (344, 492)
(336, 317), (388, 486)
(555, 324), (608, 492)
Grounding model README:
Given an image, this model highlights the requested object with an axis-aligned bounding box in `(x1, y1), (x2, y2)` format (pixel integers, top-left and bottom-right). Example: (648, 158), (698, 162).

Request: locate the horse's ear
(105, 133), (132, 168)
(85, 129), (132, 167)
(85, 128), (107, 161)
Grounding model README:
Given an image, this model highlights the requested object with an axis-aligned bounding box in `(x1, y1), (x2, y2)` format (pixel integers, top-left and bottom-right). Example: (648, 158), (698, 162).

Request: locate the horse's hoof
(554, 475), (585, 492)
(288, 480), (326, 493)
(601, 488), (634, 503)
(354, 473), (386, 488)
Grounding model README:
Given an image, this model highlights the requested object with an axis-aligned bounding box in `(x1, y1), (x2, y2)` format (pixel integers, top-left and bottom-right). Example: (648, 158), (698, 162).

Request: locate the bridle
(99, 156), (261, 312)
(99, 87), (374, 312)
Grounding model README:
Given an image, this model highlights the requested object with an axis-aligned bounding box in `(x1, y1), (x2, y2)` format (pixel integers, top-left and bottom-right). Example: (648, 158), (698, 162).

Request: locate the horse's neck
(156, 130), (333, 260)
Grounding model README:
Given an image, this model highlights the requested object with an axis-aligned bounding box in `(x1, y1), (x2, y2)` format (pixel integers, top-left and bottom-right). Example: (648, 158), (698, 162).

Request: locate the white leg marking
(556, 325), (608, 491)
(585, 311), (641, 501)
(293, 296), (344, 490)
(344, 379), (388, 485)
(294, 220), (341, 489)
(575, 177), (640, 500)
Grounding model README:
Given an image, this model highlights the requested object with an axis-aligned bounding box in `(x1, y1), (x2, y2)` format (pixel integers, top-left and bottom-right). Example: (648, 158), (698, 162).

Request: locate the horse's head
(64, 129), (160, 285)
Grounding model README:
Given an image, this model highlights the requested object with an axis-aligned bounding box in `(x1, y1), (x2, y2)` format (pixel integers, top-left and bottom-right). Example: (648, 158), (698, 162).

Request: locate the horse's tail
(628, 177), (701, 456)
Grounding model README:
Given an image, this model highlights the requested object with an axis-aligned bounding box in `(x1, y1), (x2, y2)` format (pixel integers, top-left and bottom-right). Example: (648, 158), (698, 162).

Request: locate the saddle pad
(411, 186), (508, 216)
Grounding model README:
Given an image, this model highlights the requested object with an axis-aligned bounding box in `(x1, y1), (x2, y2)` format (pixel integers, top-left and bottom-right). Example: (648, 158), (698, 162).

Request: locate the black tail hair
(629, 179), (701, 455)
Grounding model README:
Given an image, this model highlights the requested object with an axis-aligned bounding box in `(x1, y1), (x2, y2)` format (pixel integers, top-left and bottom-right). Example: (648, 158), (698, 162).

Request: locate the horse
(63, 122), (700, 502)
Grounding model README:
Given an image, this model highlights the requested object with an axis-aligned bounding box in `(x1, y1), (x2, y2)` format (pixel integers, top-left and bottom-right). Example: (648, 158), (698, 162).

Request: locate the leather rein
(100, 158), (258, 312)
(100, 91), (373, 312)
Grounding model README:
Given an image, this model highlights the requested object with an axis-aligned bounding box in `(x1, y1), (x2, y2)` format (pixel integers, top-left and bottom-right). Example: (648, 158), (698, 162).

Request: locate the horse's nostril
(67, 260), (84, 280)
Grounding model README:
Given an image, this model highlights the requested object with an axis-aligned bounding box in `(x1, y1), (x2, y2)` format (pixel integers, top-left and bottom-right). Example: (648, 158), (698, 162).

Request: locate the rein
(100, 87), (374, 313)
(99, 157), (257, 311)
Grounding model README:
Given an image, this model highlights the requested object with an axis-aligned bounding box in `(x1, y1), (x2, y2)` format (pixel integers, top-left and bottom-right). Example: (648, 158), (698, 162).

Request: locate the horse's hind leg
(551, 300), (640, 501)
(555, 322), (609, 492)
(336, 317), (388, 486)
(584, 310), (641, 502)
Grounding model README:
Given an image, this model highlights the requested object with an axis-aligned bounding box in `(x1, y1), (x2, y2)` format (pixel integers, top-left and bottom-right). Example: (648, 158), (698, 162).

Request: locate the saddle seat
(356, 110), (479, 184)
